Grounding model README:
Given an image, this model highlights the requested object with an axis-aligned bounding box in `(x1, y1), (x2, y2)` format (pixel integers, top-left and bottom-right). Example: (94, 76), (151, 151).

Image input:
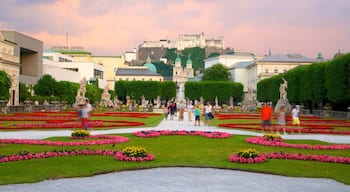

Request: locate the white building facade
(43, 52), (107, 89)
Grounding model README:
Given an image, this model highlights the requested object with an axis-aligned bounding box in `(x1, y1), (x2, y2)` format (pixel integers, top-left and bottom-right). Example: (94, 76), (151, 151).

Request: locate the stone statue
(141, 95), (146, 107)
(215, 96), (219, 107)
(280, 77), (288, 100)
(75, 77), (87, 105)
(275, 77), (291, 112)
(126, 95), (131, 107)
(100, 85), (114, 107)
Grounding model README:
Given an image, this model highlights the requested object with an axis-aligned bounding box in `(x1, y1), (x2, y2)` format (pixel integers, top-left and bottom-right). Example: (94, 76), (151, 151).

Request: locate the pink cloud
(2, 0), (348, 59)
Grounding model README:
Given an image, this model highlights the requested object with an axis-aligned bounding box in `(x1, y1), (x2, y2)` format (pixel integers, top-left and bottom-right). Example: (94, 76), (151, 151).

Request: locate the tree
(326, 53), (350, 109)
(202, 64), (230, 81)
(0, 70), (12, 101)
(208, 52), (220, 58)
(114, 81), (127, 100)
(19, 83), (32, 102)
(153, 61), (173, 77)
(56, 81), (79, 104)
(160, 81), (176, 101)
(184, 81), (201, 101)
(85, 84), (101, 104)
(33, 74), (58, 96)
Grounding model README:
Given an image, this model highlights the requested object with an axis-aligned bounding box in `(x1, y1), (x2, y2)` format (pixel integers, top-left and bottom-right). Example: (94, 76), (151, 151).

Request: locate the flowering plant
(245, 136), (350, 150)
(263, 133), (283, 142)
(133, 130), (231, 139)
(122, 146), (148, 158)
(237, 148), (259, 158)
(229, 148), (267, 163)
(71, 130), (90, 138)
(115, 146), (155, 162)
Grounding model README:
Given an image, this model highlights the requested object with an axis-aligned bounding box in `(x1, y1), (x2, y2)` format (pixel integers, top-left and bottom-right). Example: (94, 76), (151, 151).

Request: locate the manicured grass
(1, 134), (349, 185)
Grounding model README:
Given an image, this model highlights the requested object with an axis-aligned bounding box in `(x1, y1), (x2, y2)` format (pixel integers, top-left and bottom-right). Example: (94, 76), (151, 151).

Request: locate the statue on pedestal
(275, 77), (291, 112)
(75, 78), (87, 106)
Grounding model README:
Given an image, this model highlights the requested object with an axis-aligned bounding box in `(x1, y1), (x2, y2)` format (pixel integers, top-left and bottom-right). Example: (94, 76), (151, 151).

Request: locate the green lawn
(0, 133), (349, 185)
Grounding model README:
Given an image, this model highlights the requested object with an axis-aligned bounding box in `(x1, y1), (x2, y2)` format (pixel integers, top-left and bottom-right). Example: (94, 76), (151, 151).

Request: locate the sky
(1, 0), (349, 59)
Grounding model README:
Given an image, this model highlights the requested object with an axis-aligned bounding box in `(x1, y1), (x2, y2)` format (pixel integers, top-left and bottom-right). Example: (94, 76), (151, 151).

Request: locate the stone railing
(301, 109), (350, 120)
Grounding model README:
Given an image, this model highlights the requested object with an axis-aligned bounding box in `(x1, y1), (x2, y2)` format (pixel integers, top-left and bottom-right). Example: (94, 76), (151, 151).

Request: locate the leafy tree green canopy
(202, 64), (230, 81)
(0, 70), (12, 101)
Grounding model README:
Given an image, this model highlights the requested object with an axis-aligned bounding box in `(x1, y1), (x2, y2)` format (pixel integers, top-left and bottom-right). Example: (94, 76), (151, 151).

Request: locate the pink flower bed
(0, 135), (129, 146)
(0, 149), (117, 163)
(245, 136), (350, 150)
(262, 152), (350, 164)
(133, 130), (232, 139)
(228, 152), (350, 164)
(115, 151), (155, 162)
(228, 154), (267, 163)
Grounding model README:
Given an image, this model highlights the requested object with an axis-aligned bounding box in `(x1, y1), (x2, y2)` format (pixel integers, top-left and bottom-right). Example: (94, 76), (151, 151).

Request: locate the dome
(186, 55), (192, 65)
(144, 63), (157, 72)
(175, 54), (181, 63)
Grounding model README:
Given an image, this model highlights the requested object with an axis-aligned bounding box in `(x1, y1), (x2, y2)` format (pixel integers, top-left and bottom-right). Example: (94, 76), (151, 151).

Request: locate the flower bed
(0, 134), (129, 146)
(133, 130), (232, 139)
(0, 112), (152, 130)
(229, 152), (350, 164)
(115, 146), (155, 162)
(0, 149), (117, 163)
(262, 152), (350, 164)
(245, 136), (350, 150)
(219, 123), (350, 135)
(228, 148), (267, 163)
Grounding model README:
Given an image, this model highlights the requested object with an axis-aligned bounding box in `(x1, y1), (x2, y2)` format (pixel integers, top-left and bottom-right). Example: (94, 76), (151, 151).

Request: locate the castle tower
(173, 53), (184, 84)
(185, 54), (194, 79)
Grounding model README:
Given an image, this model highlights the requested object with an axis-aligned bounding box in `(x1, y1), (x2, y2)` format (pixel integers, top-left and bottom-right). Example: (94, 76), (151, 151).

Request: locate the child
(277, 106), (286, 134)
(194, 105), (201, 126)
(163, 103), (169, 120)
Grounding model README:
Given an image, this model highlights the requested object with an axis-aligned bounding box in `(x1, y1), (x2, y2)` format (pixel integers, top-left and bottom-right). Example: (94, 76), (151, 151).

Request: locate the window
(94, 69), (103, 79)
(265, 69), (269, 73)
(274, 68), (278, 73)
(283, 69), (287, 73)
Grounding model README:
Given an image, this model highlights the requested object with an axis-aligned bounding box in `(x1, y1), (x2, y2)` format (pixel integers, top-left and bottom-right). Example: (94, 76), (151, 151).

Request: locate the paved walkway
(0, 112), (349, 191)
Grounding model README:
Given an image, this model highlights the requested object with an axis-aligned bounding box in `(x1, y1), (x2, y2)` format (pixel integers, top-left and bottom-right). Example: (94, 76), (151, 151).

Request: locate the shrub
(122, 146), (148, 158)
(236, 148), (259, 159)
(263, 133), (282, 141)
(71, 130), (90, 138)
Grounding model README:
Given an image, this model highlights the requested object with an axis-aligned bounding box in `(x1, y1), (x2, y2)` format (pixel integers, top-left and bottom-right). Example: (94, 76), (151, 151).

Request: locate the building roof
(230, 61), (255, 68)
(144, 63), (157, 72)
(116, 68), (162, 76)
(259, 54), (315, 63)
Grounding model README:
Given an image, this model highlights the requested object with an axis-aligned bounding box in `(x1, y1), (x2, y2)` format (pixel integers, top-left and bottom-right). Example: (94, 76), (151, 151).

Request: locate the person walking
(187, 101), (194, 122)
(292, 105), (301, 133)
(204, 101), (213, 126)
(260, 102), (273, 133)
(277, 106), (286, 134)
(194, 105), (201, 126)
(163, 103), (169, 120)
(178, 100), (186, 121)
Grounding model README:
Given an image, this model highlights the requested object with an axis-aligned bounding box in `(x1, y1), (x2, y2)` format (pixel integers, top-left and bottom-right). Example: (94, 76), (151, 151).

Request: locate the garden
(0, 111), (350, 186)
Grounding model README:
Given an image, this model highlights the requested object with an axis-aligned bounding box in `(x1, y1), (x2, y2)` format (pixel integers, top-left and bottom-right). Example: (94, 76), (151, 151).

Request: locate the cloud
(0, 0), (349, 58)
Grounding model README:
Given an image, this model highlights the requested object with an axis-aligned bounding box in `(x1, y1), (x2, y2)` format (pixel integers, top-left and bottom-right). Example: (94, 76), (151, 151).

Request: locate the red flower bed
(228, 154), (267, 163)
(0, 134), (129, 146)
(0, 111), (150, 130)
(0, 149), (117, 163)
(219, 123), (350, 135)
(115, 151), (155, 162)
(245, 136), (350, 150)
(228, 152), (350, 164)
(262, 152), (350, 164)
(133, 130), (232, 139)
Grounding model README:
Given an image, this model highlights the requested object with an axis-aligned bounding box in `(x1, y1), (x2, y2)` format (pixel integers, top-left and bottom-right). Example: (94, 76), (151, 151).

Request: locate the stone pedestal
(274, 99), (291, 113)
